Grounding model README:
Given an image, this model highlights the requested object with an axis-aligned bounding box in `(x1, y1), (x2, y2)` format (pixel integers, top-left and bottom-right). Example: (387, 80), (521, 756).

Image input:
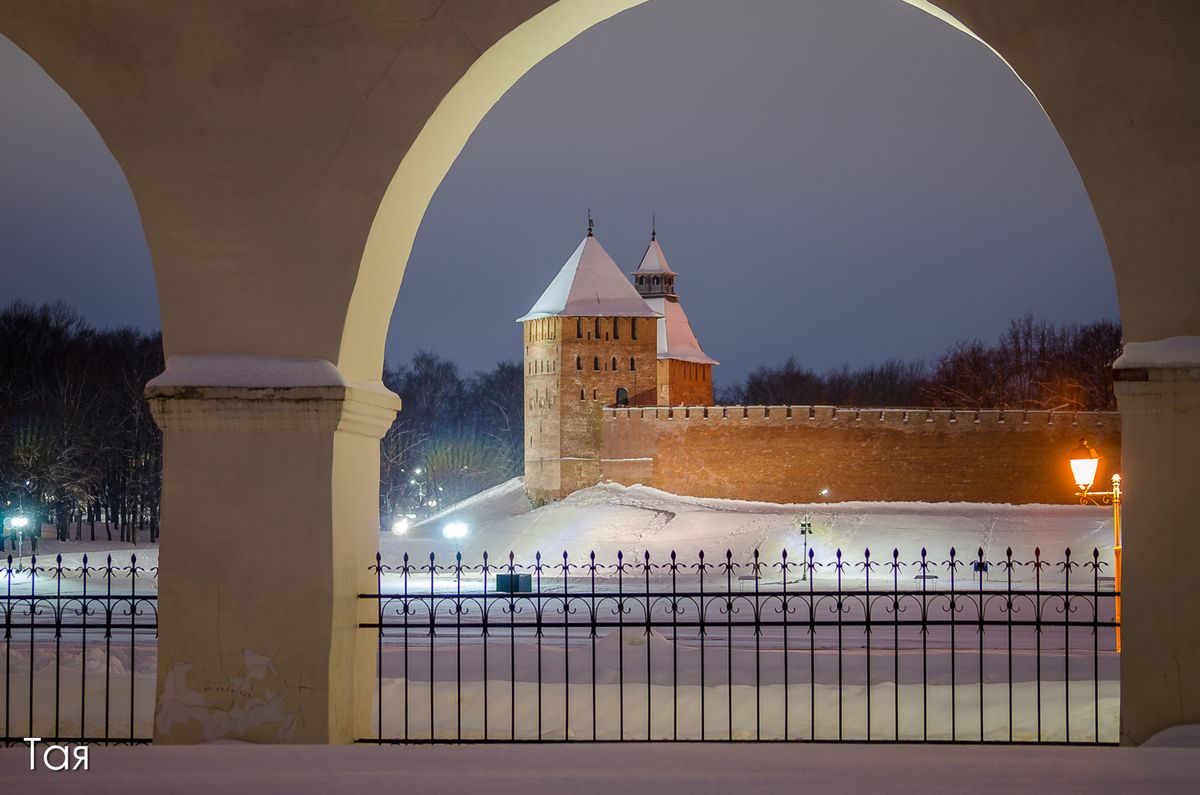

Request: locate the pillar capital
(146, 384), (400, 439)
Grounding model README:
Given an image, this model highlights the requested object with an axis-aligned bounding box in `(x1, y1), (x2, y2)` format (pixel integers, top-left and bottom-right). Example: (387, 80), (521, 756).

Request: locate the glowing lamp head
(442, 522), (468, 540)
(390, 517), (410, 536)
(9, 516), (29, 530)
(819, 488), (830, 498)
(1069, 439), (1101, 492)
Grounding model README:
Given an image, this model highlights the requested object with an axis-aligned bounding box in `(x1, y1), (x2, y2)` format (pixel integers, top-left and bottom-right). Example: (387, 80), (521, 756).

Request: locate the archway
(0, 0), (1196, 747)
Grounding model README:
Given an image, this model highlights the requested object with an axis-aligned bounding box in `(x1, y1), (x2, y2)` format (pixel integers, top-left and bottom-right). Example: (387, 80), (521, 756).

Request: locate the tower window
(611, 356), (618, 370)
(576, 318), (582, 338)
(613, 318), (620, 339)
(630, 357), (636, 371)
(593, 356), (600, 371)
(616, 387), (629, 406)
(594, 317), (601, 338)
(580, 389), (585, 400)
(631, 318), (638, 340)
(652, 276), (660, 286)
(576, 356), (581, 370)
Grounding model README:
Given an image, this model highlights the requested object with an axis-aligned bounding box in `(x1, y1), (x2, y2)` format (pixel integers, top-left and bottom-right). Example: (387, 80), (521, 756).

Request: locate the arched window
(594, 317), (601, 337)
(616, 387), (629, 406)
(576, 318), (582, 338)
(580, 389), (585, 400)
(631, 318), (638, 340)
(575, 356), (581, 370)
(613, 318), (620, 339)
(652, 276), (660, 286)
(593, 356), (600, 371)
(630, 357), (636, 371)
(611, 356), (618, 370)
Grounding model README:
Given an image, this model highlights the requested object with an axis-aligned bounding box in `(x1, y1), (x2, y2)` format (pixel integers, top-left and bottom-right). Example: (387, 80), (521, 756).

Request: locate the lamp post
(793, 514), (812, 581)
(1069, 439), (1122, 652)
(3, 514), (32, 565)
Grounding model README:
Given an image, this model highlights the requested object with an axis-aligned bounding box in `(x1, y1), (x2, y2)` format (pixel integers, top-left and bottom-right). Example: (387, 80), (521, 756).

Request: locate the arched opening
(4, 0), (1199, 750)
(616, 387), (629, 406)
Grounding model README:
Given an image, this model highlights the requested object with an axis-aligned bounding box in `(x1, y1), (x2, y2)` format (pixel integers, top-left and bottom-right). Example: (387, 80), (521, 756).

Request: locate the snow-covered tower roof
(517, 230), (660, 322)
(643, 296), (719, 365)
(633, 236), (677, 277)
(632, 235), (718, 366)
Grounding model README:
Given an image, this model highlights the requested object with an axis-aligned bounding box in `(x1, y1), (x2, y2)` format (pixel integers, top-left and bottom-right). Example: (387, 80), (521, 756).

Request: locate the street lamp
(794, 515), (812, 581)
(3, 514), (32, 561)
(1069, 439), (1122, 651)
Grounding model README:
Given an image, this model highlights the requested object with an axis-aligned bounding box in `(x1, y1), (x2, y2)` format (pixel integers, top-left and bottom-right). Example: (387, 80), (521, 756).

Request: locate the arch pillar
(1114, 359), (1200, 744)
(146, 376), (399, 743)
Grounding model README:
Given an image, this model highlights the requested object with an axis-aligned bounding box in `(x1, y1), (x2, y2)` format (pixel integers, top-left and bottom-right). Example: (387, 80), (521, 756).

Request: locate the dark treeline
(0, 302), (163, 549)
(380, 352), (524, 522)
(0, 304), (1120, 542)
(719, 316), (1122, 411)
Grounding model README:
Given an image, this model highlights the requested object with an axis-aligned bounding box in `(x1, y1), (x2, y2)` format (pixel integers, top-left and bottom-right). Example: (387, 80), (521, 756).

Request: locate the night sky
(0, 0), (1117, 385)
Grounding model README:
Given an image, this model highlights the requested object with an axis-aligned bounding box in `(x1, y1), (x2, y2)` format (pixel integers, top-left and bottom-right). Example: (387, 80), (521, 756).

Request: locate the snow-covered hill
(382, 478), (1114, 573)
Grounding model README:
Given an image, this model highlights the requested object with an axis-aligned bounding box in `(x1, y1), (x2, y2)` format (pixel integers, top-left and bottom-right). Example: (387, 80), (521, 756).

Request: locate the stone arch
(3, 0), (1197, 748)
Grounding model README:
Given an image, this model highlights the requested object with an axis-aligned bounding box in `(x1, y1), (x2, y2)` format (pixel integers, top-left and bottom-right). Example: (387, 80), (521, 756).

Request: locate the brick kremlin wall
(599, 405), (1121, 504)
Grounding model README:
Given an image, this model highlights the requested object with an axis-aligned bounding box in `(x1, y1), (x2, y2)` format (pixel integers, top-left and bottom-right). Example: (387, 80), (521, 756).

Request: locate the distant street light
(1069, 439), (1122, 652)
(3, 513), (32, 561)
(442, 522), (468, 540)
(794, 515), (812, 581)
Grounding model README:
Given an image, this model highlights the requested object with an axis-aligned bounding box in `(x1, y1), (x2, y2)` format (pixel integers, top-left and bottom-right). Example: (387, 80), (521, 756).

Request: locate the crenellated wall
(600, 405), (1121, 504)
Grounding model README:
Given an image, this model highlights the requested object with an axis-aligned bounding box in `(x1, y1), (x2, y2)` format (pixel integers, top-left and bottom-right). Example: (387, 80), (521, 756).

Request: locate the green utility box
(495, 573), (533, 593)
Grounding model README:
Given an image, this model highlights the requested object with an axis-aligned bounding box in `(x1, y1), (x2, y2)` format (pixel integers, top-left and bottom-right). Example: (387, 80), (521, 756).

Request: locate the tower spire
(651, 213), (656, 241)
(587, 208), (594, 237)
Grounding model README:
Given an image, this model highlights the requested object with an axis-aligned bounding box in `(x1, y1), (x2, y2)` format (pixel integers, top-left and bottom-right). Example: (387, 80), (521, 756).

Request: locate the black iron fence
(362, 547), (1119, 745)
(0, 546), (1120, 747)
(1, 554), (157, 746)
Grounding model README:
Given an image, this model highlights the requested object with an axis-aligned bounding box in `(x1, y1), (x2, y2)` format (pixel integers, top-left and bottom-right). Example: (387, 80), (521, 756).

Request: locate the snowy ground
(382, 478), (1117, 584)
(5, 742), (1200, 794)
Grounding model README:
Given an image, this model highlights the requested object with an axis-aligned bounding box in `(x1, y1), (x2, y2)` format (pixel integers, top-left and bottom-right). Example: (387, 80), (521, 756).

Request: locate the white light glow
(1070, 440), (1101, 491)
(819, 488), (830, 498)
(390, 518), (410, 536)
(442, 522), (468, 540)
(1070, 456), (1100, 491)
(10, 516), (29, 529)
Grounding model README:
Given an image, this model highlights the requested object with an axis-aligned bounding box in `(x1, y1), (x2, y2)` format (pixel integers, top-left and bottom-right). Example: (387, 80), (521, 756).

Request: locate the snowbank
(382, 479), (1115, 574)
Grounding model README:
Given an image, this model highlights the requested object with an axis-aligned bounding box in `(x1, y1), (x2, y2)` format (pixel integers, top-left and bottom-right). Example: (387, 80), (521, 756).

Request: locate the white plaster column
(146, 359), (399, 744)
(1114, 341), (1200, 744)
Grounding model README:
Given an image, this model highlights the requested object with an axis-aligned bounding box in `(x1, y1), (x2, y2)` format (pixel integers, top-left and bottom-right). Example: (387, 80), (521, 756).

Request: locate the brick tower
(518, 223), (659, 503)
(631, 228), (718, 405)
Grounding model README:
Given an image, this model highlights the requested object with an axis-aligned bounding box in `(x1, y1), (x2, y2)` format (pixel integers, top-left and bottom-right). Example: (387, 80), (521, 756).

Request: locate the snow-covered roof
(644, 297), (719, 365)
(517, 235), (661, 322)
(632, 238), (676, 275)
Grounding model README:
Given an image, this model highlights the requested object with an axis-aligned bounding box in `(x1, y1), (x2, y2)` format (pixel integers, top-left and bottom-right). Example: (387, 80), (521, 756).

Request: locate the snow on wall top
(147, 354), (349, 388)
(1113, 335), (1200, 369)
(632, 238), (676, 275)
(644, 297), (719, 365)
(517, 235), (661, 322)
